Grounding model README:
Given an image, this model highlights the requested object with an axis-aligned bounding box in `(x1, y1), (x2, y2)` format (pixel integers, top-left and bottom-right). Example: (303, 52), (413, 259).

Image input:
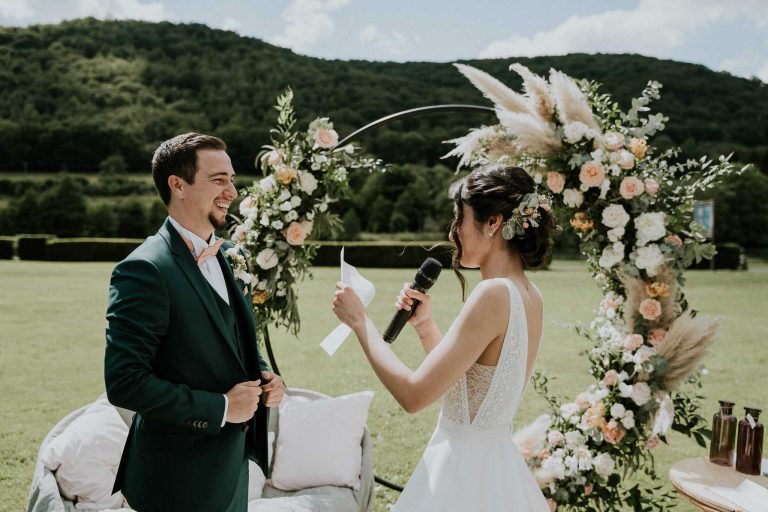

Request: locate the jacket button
(202, 421), (208, 429)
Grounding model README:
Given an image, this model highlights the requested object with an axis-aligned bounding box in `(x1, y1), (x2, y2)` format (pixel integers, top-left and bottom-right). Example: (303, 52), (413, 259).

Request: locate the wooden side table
(669, 457), (768, 511)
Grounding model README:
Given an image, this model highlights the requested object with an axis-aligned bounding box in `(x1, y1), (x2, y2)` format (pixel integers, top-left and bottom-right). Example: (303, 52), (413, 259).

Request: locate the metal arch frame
(261, 103), (496, 493)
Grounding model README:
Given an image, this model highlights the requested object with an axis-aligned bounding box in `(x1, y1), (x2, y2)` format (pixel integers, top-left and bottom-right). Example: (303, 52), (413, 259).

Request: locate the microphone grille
(419, 257), (443, 281)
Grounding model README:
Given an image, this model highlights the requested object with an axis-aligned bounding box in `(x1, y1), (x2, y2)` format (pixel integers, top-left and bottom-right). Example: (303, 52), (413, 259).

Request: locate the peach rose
(284, 221), (308, 246)
(602, 132), (624, 151)
(630, 138), (648, 158)
(639, 298), (662, 321)
(547, 498), (558, 512)
(252, 289), (269, 305)
(644, 178), (659, 195)
(538, 450), (551, 460)
(619, 176), (645, 200)
(275, 166), (298, 185)
(648, 328), (668, 346)
(645, 281), (670, 298)
(579, 160), (606, 188)
(584, 485), (593, 495)
(584, 403), (607, 429)
(546, 172), (566, 193)
(665, 234), (683, 247)
(603, 369), (619, 386)
(314, 127), (339, 149)
(602, 420), (626, 445)
(623, 334), (644, 350)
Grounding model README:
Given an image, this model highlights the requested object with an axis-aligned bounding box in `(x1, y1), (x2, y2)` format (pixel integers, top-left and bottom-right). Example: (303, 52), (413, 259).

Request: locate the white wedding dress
(393, 278), (550, 511)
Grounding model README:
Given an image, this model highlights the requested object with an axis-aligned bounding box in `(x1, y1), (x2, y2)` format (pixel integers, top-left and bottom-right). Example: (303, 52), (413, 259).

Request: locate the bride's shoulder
(467, 278), (511, 305)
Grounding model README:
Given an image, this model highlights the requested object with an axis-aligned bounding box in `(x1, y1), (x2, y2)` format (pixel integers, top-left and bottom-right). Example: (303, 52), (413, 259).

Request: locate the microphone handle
(382, 283), (429, 344)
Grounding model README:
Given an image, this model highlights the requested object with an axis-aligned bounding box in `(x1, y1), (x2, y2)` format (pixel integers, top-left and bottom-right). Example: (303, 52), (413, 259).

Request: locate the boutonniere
(225, 247), (253, 286)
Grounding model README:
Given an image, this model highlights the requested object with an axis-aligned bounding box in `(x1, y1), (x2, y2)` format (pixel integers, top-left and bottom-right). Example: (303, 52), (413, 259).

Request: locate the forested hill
(1, 18), (766, 174)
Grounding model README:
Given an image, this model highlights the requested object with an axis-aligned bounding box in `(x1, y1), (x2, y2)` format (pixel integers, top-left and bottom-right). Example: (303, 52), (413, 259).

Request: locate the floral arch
(229, 64), (743, 510)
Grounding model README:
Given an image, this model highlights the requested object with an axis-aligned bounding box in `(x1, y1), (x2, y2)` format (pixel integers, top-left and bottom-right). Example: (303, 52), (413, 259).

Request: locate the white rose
(290, 195), (302, 208)
(255, 248), (278, 270)
(635, 212), (666, 246)
(564, 121), (589, 144)
(318, 202), (328, 212)
(560, 402), (580, 421)
(279, 201), (292, 212)
(634, 244), (664, 277)
(630, 382), (652, 406)
(619, 382), (633, 398)
(285, 210), (298, 222)
(547, 430), (564, 446)
(593, 453), (615, 477)
(563, 188), (584, 208)
(299, 172), (318, 195)
(621, 410), (636, 430)
(602, 204), (630, 229)
(271, 220), (284, 230)
(259, 175), (276, 193)
(610, 403), (626, 419)
(565, 430), (585, 449)
(617, 150), (636, 170)
(599, 242), (625, 269)
(602, 132), (624, 151)
(607, 227), (625, 242)
(633, 345), (656, 366)
(278, 189), (291, 202)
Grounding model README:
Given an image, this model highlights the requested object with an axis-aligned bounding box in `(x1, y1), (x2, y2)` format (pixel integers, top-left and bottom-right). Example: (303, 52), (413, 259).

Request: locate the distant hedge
(313, 241), (454, 269)
(45, 237), (144, 262)
(17, 234), (56, 260)
(0, 236), (14, 259)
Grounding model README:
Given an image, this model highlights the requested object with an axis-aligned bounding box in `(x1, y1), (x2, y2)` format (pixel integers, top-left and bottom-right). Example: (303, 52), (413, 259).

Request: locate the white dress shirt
(167, 216), (230, 426)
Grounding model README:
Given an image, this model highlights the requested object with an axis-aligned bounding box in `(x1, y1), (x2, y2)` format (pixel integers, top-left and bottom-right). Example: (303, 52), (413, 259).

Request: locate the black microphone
(383, 258), (443, 343)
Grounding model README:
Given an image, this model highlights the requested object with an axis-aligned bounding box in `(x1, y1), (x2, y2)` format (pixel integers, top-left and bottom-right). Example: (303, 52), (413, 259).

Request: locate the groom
(105, 132), (284, 511)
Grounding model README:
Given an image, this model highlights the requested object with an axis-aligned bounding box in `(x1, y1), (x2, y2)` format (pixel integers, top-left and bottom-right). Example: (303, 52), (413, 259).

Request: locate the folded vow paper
(320, 248), (375, 356)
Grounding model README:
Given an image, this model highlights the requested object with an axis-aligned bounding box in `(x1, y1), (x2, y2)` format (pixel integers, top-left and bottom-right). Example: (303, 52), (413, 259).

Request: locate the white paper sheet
(709, 479), (768, 512)
(320, 247), (375, 356)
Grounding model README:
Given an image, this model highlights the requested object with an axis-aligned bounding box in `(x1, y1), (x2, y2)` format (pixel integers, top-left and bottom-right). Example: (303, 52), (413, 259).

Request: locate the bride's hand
(396, 282), (432, 328)
(332, 282), (366, 331)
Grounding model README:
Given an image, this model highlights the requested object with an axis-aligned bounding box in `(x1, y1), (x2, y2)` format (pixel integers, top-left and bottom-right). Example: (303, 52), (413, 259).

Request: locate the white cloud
(357, 23), (416, 58)
(479, 0), (768, 61)
(220, 16), (241, 33)
(270, 0), (351, 54)
(0, 0), (35, 20)
(77, 0), (169, 22)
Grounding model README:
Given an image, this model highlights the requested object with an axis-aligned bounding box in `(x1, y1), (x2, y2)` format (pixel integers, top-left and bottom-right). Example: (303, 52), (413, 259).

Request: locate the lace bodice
(441, 278), (529, 432)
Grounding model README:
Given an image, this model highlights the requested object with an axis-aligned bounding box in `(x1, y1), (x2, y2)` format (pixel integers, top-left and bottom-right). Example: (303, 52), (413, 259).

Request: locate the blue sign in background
(694, 201), (714, 239)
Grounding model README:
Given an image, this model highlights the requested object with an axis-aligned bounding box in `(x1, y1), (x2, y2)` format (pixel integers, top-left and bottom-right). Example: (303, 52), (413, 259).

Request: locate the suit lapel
(158, 219), (246, 372)
(217, 247), (258, 355)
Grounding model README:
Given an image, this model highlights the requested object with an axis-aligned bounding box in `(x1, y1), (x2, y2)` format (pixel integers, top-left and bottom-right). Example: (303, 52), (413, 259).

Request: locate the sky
(1, 0), (767, 82)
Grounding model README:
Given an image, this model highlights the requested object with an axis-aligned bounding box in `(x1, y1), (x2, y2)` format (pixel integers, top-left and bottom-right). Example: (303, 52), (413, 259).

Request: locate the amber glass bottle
(735, 407), (764, 475)
(709, 400), (737, 466)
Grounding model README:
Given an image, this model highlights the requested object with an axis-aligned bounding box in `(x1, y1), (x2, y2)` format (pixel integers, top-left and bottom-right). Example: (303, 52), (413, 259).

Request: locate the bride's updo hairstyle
(448, 163), (558, 299)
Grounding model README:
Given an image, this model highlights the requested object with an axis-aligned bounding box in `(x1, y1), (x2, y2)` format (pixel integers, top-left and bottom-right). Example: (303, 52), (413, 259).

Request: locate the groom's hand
(225, 380), (262, 423)
(260, 371), (285, 407)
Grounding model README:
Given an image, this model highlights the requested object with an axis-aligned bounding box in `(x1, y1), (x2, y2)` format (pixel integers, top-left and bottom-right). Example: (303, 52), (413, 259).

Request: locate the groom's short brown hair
(152, 132), (227, 205)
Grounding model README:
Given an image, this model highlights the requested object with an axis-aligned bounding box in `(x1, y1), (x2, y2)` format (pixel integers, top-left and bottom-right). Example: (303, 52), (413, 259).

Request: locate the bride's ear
(487, 214), (503, 235)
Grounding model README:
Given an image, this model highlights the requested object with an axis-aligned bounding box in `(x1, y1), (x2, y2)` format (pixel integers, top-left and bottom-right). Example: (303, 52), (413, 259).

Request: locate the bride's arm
(333, 279), (508, 414)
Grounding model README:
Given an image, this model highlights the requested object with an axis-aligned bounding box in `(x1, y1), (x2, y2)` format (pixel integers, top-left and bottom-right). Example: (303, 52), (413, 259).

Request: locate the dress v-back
(392, 278), (549, 511)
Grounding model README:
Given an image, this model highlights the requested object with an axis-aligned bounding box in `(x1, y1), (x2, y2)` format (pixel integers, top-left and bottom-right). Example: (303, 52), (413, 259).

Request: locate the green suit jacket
(105, 218), (270, 511)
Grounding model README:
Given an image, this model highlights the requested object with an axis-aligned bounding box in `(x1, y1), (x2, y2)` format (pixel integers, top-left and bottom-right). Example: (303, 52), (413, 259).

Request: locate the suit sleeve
(104, 258), (225, 435)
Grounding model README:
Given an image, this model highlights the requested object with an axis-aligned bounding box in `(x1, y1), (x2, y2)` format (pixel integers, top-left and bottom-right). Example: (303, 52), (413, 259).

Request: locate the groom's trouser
(224, 455), (250, 512)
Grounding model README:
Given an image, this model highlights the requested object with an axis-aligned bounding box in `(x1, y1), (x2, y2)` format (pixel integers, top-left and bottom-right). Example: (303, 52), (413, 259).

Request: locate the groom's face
(182, 149), (237, 231)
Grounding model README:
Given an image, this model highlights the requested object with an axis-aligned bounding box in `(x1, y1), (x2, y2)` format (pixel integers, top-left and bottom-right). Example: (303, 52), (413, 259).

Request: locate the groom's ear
(168, 175), (185, 200)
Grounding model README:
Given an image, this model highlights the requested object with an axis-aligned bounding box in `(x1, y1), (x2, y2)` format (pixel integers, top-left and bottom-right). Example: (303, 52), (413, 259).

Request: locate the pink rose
(646, 436), (660, 449)
(579, 160), (605, 188)
(547, 498), (558, 512)
(284, 221), (308, 246)
(547, 431), (564, 446)
(603, 369), (619, 386)
(644, 178), (659, 195)
(601, 296), (618, 311)
(623, 334), (644, 350)
(315, 127), (339, 149)
(639, 298), (662, 321)
(267, 150), (282, 167)
(665, 234), (683, 247)
(619, 176), (644, 200)
(546, 172), (565, 193)
(617, 150), (636, 170)
(602, 420), (626, 445)
(648, 328), (668, 346)
(602, 132), (624, 151)
(630, 138), (648, 158)
(584, 485), (593, 495)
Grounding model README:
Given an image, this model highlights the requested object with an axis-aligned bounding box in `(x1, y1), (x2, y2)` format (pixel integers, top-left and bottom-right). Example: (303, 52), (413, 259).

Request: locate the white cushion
(40, 396), (128, 509)
(248, 460), (266, 500)
(268, 391), (373, 491)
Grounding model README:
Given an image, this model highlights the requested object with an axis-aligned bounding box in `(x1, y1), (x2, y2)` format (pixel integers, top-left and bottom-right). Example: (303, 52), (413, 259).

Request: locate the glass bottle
(709, 400), (737, 466)
(735, 407), (764, 475)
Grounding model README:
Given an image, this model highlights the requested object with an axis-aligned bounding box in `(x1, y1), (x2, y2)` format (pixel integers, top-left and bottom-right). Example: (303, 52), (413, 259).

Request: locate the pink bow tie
(179, 233), (225, 266)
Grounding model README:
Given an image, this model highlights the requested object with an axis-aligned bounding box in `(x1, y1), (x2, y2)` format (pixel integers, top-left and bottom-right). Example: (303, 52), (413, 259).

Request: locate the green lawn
(1, 260), (766, 511)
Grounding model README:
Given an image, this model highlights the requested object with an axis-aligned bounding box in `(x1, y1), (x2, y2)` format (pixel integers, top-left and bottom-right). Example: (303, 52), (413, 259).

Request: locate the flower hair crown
(501, 193), (552, 240)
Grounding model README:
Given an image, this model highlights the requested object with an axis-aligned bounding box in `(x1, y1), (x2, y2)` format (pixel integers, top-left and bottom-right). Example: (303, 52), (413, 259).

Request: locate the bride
(332, 163), (557, 511)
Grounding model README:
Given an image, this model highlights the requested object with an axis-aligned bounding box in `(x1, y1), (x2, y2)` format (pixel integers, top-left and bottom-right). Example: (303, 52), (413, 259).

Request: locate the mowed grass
(0, 259), (766, 511)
